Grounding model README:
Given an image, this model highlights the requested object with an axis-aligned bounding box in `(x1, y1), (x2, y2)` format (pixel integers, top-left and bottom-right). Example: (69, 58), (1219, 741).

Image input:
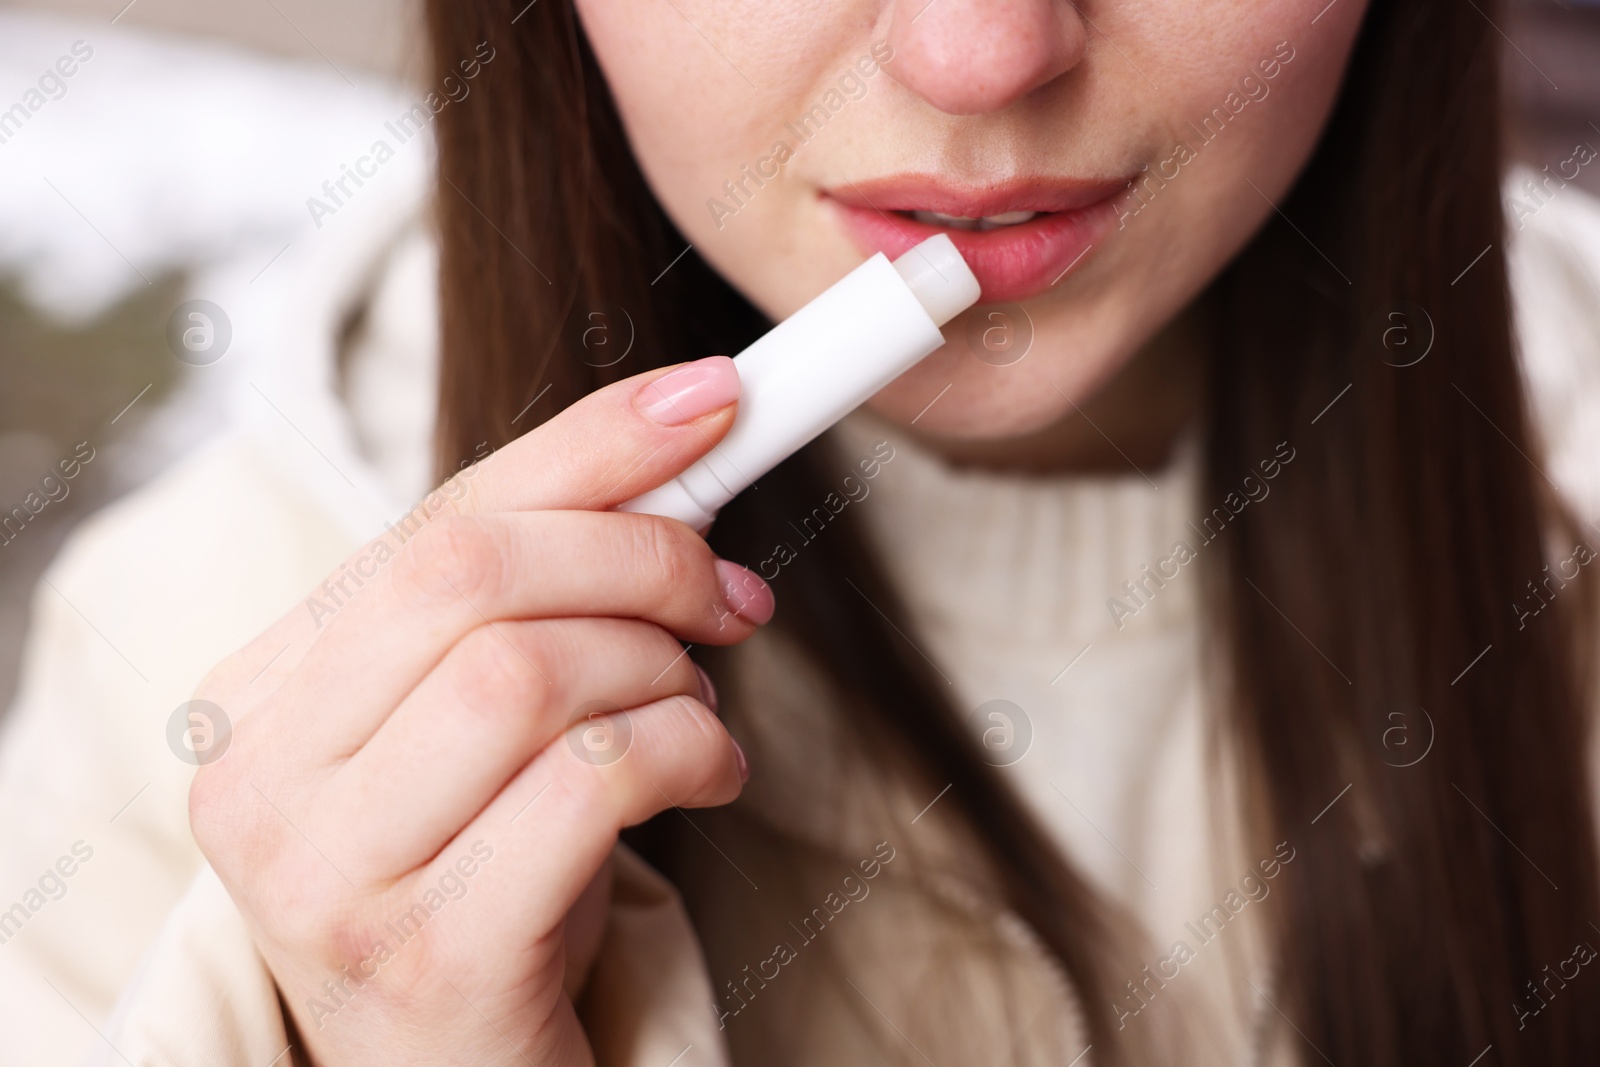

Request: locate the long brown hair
(425, 1), (1600, 1063)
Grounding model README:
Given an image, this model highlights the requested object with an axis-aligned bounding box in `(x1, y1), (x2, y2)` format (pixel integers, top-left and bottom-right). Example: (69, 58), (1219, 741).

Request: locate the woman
(6, 0), (1600, 1064)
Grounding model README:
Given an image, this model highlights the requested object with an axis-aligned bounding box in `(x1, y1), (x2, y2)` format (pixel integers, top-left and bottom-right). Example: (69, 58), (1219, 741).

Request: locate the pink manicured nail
(694, 662), (719, 713)
(715, 559), (775, 624)
(634, 356), (739, 425)
(732, 739), (750, 783)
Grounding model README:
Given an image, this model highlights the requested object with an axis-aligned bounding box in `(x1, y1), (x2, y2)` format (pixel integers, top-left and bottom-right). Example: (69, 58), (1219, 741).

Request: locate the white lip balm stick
(618, 233), (980, 529)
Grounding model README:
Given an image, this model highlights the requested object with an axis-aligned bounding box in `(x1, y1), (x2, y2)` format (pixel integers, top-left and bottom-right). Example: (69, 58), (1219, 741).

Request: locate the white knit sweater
(833, 409), (1257, 1047)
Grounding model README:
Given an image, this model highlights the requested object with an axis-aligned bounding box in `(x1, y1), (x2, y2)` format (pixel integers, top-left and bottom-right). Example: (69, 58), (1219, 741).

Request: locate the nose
(883, 0), (1087, 115)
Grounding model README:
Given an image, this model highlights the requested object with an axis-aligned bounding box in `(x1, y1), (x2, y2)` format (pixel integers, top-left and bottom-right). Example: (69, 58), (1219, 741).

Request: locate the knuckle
(552, 761), (621, 827)
(396, 515), (506, 606)
(447, 625), (552, 723)
(604, 617), (696, 699)
(366, 926), (463, 1012)
(251, 871), (363, 957)
(685, 701), (734, 794)
(624, 515), (709, 615)
(190, 774), (341, 945)
(320, 912), (387, 976)
(658, 694), (731, 799)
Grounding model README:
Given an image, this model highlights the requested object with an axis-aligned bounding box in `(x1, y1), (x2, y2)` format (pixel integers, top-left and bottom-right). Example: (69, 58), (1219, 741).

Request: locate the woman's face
(575, 0), (1368, 440)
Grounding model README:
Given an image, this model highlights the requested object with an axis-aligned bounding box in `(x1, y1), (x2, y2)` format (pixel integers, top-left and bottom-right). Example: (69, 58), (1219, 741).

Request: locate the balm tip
(891, 234), (981, 328)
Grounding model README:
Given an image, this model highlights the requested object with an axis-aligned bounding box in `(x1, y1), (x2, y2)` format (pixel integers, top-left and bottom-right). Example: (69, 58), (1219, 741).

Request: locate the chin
(864, 348), (1087, 440)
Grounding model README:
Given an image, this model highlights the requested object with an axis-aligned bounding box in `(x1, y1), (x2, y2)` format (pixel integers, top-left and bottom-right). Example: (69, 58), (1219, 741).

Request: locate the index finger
(449, 355), (742, 515)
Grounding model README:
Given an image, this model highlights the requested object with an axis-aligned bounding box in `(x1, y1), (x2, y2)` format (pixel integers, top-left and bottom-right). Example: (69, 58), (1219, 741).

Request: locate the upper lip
(824, 174), (1131, 218)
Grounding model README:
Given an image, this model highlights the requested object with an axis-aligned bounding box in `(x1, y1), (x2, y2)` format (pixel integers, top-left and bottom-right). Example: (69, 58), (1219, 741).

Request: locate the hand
(188, 356), (770, 1066)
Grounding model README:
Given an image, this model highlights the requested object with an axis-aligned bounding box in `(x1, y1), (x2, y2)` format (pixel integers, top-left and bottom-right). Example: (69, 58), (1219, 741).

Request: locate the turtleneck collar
(830, 407), (1204, 655)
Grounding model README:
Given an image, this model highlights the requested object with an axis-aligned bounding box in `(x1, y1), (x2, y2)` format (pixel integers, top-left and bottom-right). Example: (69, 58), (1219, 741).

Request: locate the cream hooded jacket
(3, 173), (1600, 1067)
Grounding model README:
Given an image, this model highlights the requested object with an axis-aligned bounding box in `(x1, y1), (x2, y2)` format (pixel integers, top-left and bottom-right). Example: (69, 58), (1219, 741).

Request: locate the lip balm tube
(618, 233), (980, 529)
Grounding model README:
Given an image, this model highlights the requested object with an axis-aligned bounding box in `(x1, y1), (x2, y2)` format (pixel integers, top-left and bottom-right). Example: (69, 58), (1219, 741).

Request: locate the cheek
(576, 0), (879, 318)
(1108, 2), (1367, 332)
(1106, 0), (1364, 288)
(576, 5), (852, 241)
(575, 1), (755, 214)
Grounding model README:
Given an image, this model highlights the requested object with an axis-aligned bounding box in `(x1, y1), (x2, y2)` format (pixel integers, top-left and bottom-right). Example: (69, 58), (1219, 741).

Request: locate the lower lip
(825, 194), (1120, 303)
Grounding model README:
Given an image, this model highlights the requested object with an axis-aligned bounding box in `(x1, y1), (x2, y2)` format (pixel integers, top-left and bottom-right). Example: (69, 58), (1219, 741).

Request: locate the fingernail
(694, 662), (718, 714)
(715, 559), (775, 624)
(732, 739), (750, 783)
(634, 356), (739, 425)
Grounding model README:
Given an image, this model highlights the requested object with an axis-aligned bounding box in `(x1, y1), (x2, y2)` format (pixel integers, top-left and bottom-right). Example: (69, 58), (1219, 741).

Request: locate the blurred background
(0, 0), (1597, 711)
(0, 0), (425, 709)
